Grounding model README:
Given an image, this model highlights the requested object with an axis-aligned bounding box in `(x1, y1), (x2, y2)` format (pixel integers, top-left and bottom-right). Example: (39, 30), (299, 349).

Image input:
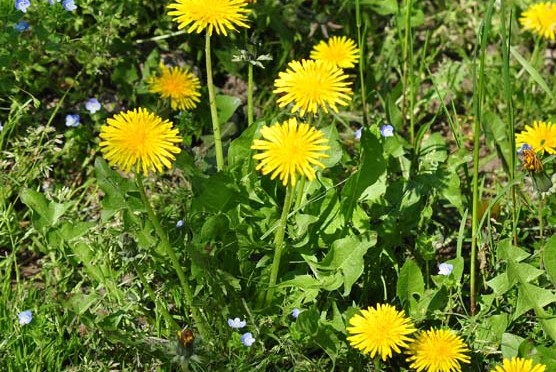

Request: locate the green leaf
(323, 233), (377, 295)
(397, 259), (425, 306)
(228, 120), (261, 171)
(501, 332), (524, 359)
(543, 234), (556, 287)
(341, 129), (386, 221)
(216, 94), (241, 125)
(514, 283), (556, 320)
(319, 124), (342, 168)
(510, 46), (556, 102)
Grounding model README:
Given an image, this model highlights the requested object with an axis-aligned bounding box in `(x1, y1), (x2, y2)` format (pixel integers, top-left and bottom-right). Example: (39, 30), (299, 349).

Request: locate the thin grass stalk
(355, 0), (368, 127)
(499, 3), (517, 246)
(136, 174), (211, 340)
(470, 0), (495, 316)
(134, 262), (179, 330)
(205, 32), (225, 171)
(248, 63), (254, 126)
(265, 183), (295, 306)
(402, 0), (415, 144)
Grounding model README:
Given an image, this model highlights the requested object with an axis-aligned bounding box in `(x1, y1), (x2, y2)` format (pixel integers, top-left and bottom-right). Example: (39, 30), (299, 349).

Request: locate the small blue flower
(18, 310), (32, 325)
(227, 317), (246, 329)
(380, 124), (394, 137)
(15, 21), (29, 32)
(15, 0), (31, 12)
(438, 262), (454, 276)
(240, 332), (255, 347)
(49, 0), (61, 4)
(354, 127), (362, 141)
(62, 0), (76, 11)
(518, 143), (532, 154)
(65, 114), (80, 128)
(85, 98), (101, 114)
(291, 308), (301, 319)
(176, 220), (185, 228)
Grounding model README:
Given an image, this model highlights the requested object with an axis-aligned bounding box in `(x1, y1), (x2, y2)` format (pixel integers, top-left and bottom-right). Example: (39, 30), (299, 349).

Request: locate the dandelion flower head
(515, 121), (556, 155)
(310, 36), (360, 69)
(274, 59), (352, 117)
(520, 2), (556, 40)
(251, 118), (330, 187)
(148, 63), (201, 111)
(406, 328), (471, 372)
(167, 0), (250, 36)
(99, 108), (182, 175)
(346, 303), (416, 361)
(491, 357), (546, 372)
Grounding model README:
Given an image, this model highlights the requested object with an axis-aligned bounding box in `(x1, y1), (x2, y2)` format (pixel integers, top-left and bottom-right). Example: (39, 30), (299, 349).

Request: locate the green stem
(136, 175), (211, 340)
(248, 63), (254, 126)
(134, 262), (179, 330)
(355, 0), (368, 127)
(205, 32), (225, 171)
(294, 177), (306, 211)
(265, 183), (295, 306)
(373, 357), (382, 371)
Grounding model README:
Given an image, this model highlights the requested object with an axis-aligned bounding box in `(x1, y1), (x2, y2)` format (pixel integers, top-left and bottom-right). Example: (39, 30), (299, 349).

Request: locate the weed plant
(2, 0), (556, 371)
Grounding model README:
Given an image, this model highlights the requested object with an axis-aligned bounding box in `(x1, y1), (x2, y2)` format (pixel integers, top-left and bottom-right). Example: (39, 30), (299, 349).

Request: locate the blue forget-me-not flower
(18, 310), (33, 325)
(65, 114), (80, 128)
(380, 124), (394, 137)
(85, 98), (101, 114)
(15, 0), (31, 12)
(15, 21), (29, 32)
(62, 0), (76, 11)
(438, 262), (454, 276)
(240, 332), (255, 347)
(227, 317), (246, 329)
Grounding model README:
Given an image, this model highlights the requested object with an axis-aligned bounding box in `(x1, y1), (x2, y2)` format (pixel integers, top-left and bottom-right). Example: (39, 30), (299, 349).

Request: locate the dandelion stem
(265, 183), (295, 306)
(294, 175), (306, 211)
(136, 174), (211, 340)
(355, 0), (368, 127)
(248, 63), (254, 126)
(206, 32), (225, 171)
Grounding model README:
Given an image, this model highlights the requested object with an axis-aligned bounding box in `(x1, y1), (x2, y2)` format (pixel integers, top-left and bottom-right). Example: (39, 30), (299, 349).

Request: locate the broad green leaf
(397, 259), (425, 306)
(20, 188), (52, 228)
(341, 129), (386, 221)
(486, 273), (511, 296)
(320, 233), (377, 296)
(216, 94), (241, 125)
(228, 120), (261, 171)
(513, 283), (556, 320)
(319, 125), (342, 168)
(543, 234), (556, 286)
(501, 333), (524, 359)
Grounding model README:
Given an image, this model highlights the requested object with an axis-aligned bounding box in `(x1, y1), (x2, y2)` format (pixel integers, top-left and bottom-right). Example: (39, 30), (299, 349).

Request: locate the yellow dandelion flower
(99, 108), (182, 176)
(406, 328), (471, 372)
(519, 2), (556, 40)
(515, 121), (556, 155)
(167, 0), (250, 36)
(148, 63), (201, 111)
(251, 118), (330, 186)
(273, 59), (352, 117)
(346, 304), (416, 361)
(310, 36), (360, 69)
(491, 357), (546, 372)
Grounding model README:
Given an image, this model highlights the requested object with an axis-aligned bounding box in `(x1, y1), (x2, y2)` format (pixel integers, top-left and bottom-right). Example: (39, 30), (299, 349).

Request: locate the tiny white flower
(227, 317), (246, 329)
(438, 262), (454, 276)
(18, 310), (32, 325)
(240, 332), (255, 347)
(354, 127), (362, 141)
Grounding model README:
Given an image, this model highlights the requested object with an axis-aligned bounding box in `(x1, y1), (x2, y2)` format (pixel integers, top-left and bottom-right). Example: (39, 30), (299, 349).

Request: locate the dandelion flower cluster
(406, 328), (471, 372)
(167, 0), (250, 36)
(148, 63), (201, 111)
(346, 303), (416, 361)
(310, 36), (360, 68)
(99, 108), (182, 175)
(491, 357), (546, 372)
(251, 118), (330, 186)
(274, 59), (352, 116)
(519, 2), (556, 40)
(515, 121), (556, 155)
